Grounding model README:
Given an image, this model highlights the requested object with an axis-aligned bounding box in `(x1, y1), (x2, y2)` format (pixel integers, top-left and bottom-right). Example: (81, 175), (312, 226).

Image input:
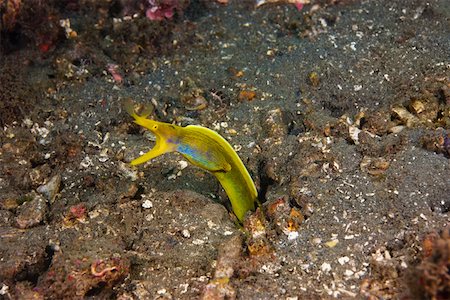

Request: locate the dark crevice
(43, 245), (55, 271)
(436, 87), (446, 105)
(13, 246), (52, 288)
(257, 160), (276, 204)
(286, 111), (305, 136)
(85, 282), (107, 297)
(288, 197), (302, 210)
(15, 271), (40, 286)
(131, 185), (145, 200)
(13, 244), (55, 284)
(429, 200), (450, 214)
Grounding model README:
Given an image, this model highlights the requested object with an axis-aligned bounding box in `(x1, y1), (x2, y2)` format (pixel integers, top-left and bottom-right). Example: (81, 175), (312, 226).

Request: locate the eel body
(126, 103), (257, 221)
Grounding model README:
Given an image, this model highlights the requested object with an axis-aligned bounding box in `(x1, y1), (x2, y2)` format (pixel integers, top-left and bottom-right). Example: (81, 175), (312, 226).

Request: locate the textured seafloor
(1, 0), (449, 298)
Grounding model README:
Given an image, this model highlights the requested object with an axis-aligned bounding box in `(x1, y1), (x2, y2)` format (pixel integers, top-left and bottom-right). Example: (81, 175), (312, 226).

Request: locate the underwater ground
(1, 0), (449, 299)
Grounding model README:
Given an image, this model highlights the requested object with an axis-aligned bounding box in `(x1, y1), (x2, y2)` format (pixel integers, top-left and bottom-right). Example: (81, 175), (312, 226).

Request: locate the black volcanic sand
(1, 0), (449, 299)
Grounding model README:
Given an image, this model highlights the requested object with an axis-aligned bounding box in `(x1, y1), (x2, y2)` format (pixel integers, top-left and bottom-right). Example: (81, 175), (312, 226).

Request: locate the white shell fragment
(142, 200), (153, 209)
(348, 125), (361, 144)
(321, 262), (332, 273)
(37, 174), (61, 203)
(391, 106), (420, 127)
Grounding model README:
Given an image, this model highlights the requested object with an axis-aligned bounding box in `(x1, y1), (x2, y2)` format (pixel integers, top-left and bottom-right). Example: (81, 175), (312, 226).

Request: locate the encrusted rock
(15, 192), (47, 229)
(263, 108), (288, 141)
(392, 106), (420, 127)
(361, 110), (391, 135)
(360, 156), (390, 176)
(0, 210), (14, 226)
(214, 234), (243, 279)
(201, 234), (243, 299)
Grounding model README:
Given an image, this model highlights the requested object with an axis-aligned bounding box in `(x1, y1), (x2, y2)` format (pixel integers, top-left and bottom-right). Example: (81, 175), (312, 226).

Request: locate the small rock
(214, 234), (243, 279)
(0, 210), (14, 226)
(0, 197), (19, 210)
(348, 125), (362, 145)
(361, 110), (391, 135)
(178, 160), (188, 170)
(181, 229), (191, 238)
(263, 108), (288, 140)
(15, 192), (47, 229)
(344, 269), (354, 276)
(118, 161), (139, 181)
(321, 262), (332, 273)
(238, 90), (257, 102)
(0, 226), (49, 283)
(360, 156), (390, 176)
(410, 99), (425, 114)
(202, 236), (243, 299)
(37, 174), (61, 203)
(338, 256), (350, 265)
(311, 237), (322, 245)
(142, 200), (153, 209)
(389, 125), (405, 134)
(392, 106), (420, 127)
(325, 239), (339, 248)
(308, 71), (320, 87)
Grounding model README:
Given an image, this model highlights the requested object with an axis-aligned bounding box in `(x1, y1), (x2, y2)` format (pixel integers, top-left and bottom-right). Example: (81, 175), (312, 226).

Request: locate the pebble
(181, 229), (191, 238)
(157, 288), (167, 295)
(37, 174), (61, 203)
(338, 256), (350, 265)
(142, 200), (153, 209)
(325, 239), (339, 248)
(287, 231), (299, 240)
(311, 237), (322, 245)
(213, 234), (242, 278)
(178, 160), (188, 170)
(15, 192), (48, 229)
(0, 210), (13, 226)
(344, 269), (354, 276)
(193, 239), (205, 245)
(321, 262), (331, 273)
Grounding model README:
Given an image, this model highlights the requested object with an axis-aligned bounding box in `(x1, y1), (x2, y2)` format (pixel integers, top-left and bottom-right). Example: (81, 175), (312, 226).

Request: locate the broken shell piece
(392, 106), (420, 127)
(349, 125), (362, 144)
(308, 72), (320, 87)
(184, 95), (208, 111)
(118, 161), (139, 181)
(99, 148), (109, 162)
(325, 239), (339, 248)
(354, 111), (366, 128)
(360, 156), (390, 176)
(37, 174), (61, 203)
(389, 125), (405, 134)
(410, 100), (425, 114)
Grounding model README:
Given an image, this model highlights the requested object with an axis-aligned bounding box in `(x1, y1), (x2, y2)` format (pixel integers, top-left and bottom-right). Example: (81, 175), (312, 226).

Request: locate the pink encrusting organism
(146, 0), (179, 21)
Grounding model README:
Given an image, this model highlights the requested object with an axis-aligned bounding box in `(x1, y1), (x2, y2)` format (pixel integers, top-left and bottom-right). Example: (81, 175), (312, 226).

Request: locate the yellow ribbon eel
(125, 101), (257, 222)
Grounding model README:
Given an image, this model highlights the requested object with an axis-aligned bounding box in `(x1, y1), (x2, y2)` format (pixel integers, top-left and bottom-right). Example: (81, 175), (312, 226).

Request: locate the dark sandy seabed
(1, 0), (449, 299)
